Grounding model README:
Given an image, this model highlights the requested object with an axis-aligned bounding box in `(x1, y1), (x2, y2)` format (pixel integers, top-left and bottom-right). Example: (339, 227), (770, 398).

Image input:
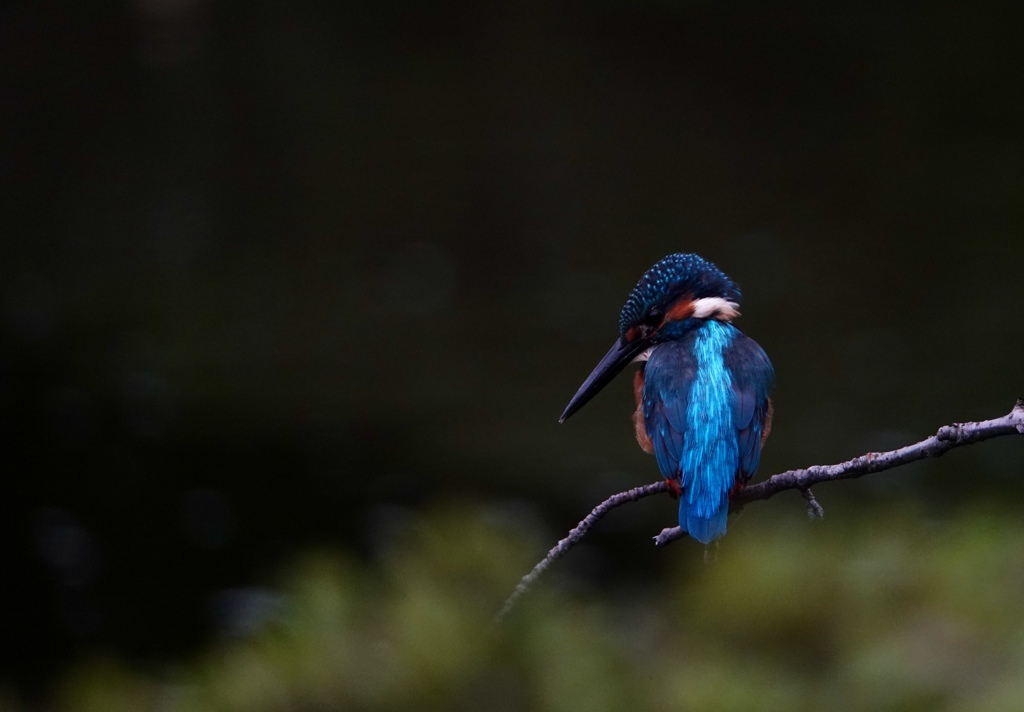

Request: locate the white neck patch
(632, 346), (655, 363)
(691, 297), (740, 321)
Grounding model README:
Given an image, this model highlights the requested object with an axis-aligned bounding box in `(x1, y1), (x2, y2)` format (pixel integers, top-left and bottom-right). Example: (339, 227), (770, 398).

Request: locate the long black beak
(559, 336), (650, 423)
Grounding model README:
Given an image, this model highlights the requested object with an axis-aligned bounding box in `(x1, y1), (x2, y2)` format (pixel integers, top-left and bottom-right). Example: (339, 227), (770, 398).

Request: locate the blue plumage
(560, 252), (775, 545)
(643, 322), (773, 543)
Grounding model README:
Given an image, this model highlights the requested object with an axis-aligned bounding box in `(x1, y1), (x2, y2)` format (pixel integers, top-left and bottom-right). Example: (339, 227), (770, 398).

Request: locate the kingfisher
(560, 253), (775, 544)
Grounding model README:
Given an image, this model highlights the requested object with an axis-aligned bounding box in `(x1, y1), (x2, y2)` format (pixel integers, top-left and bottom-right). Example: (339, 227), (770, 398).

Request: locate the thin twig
(801, 488), (825, 520)
(494, 481), (667, 623)
(498, 399), (1024, 621)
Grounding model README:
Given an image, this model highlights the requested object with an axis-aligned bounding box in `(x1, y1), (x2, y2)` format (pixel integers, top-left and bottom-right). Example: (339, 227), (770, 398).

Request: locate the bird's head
(559, 253), (741, 422)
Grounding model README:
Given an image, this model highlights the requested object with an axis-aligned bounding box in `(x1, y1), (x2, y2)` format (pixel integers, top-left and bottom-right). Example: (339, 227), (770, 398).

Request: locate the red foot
(665, 478), (683, 499)
(728, 479), (747, 499)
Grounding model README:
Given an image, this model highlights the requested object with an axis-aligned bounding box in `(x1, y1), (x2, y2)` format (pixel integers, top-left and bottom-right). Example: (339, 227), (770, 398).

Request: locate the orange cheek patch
(662, 297), (695, 324)
(625, 325), (642, 342)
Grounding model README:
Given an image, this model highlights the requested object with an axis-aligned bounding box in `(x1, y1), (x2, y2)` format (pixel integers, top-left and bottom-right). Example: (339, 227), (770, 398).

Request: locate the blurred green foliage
(14, 502), (1023, 712)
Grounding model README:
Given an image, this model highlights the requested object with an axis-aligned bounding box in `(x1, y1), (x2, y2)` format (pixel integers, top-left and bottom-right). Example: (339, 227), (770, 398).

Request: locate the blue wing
(641, 341), (695, 484)
(725, 332), (775, 483)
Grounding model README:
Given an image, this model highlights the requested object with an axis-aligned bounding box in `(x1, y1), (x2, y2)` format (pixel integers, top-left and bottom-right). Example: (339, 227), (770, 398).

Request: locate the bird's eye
(645, 308), (663, 326)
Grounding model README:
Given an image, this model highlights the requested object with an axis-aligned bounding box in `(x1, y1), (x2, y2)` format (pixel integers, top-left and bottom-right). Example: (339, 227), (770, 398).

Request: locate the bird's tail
(679, 496), (729, 544)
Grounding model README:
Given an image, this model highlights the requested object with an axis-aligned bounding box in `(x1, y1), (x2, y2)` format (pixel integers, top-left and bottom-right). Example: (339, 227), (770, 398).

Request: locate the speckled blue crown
(618, 253), (741, 334)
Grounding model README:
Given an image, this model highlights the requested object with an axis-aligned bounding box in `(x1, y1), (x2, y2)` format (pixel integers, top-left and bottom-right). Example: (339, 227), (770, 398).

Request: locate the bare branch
(494, 481), (667, 623)
(737, 398), (1024, 503)
(498, 400), (1024, 621)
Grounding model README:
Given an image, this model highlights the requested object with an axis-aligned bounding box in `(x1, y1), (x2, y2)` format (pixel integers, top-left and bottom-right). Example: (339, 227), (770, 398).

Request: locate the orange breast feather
(633, 369), (654, 454)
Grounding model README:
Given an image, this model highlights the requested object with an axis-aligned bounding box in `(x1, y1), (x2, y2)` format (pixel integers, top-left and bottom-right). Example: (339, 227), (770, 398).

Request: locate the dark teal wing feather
(642, 342), (695, 480)
(725, 332), (775, 482)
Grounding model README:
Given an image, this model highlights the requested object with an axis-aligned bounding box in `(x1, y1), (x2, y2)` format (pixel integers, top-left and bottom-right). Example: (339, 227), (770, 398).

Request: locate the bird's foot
(664, 478), (683, 499)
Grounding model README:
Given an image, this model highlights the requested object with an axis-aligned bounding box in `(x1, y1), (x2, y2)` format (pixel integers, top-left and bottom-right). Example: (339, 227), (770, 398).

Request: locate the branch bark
(494, 481), (668, 623)
(496, 399), (1024, 622)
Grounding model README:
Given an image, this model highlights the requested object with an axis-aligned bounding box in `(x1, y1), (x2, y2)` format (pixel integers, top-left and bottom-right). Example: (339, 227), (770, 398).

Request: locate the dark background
(2, 1), (1023, 709)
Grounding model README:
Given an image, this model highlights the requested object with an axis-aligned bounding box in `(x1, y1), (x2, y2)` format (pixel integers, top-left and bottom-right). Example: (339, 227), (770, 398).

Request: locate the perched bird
(560, 254), (775, 544)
